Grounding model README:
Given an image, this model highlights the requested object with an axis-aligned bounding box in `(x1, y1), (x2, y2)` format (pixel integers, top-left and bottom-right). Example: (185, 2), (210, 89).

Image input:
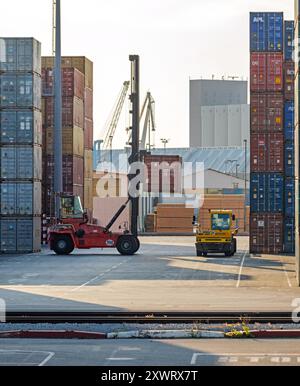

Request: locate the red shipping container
(251, 93), (283, 132)
(251, 133), (284, 172)
(84, 87), (93, 119)
(44, 96), (84, 129)
(250, 53), (283, 92)
(250, 213), (283, 254)
(266, 53), (283, 92)
(284, 61), (295, 101)
(143, 154), (182, 194)
(43, 155), (84, 186)
(84, 118), (94, 150)
(250, 53), (267, 92)
(42, 68), (85, 100)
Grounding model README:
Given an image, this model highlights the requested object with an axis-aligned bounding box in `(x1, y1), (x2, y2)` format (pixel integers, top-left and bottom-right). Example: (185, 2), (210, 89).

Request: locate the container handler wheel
(52, 235), (75, 255)
(117, 236), (140, 256)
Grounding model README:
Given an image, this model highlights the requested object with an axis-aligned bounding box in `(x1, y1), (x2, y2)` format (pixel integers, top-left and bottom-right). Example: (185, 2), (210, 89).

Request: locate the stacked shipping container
(295, 1), (300, 273)
(41, 57), (93, 217)
(250, 13), (285, 254)
(0, 38), (42, 253)
(283, 21), (295, 254)
(250, 13), (296, 254)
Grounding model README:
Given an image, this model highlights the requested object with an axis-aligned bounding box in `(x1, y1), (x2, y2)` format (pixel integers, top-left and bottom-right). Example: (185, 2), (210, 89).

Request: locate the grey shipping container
(0, 182), (41, 216)
(0, 38), (41, 74)
(0, 73), (41, 109)
(0, 110), (42, 145)
(0, 146), (42, 180)
(0, 217), (41, 253)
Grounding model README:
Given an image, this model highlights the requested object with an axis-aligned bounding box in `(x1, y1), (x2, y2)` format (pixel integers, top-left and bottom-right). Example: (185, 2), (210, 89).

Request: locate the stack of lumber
(156, 204), (194, 234)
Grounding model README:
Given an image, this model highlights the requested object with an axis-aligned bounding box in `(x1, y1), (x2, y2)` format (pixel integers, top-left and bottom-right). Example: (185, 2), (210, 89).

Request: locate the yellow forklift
(196, 210), (238, 257)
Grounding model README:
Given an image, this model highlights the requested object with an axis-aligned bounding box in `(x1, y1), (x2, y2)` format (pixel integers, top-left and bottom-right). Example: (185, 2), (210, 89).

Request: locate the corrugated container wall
(0, 37), (42, 253)
(250, 12), (283, 52)
(295, 1), (300, 274)
(249, 13), (285, 254)
(41, 56), (94, 217)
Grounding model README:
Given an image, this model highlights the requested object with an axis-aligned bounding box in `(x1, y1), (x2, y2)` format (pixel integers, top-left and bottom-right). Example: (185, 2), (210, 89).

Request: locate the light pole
(161, 138), (170, 153)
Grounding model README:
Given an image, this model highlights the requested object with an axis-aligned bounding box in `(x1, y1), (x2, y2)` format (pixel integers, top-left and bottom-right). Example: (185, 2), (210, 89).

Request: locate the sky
(0, 0), (294, 149)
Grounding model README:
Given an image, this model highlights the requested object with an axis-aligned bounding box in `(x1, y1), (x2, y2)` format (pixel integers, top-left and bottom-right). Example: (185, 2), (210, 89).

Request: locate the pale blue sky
(0, 0), (294, 148)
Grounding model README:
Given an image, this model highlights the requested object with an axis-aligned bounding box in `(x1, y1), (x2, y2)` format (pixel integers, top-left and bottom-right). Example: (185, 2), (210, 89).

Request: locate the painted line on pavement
(70, 260), (130, 292)
(191, 353), (300, 365)
(236, 250), (248, 288)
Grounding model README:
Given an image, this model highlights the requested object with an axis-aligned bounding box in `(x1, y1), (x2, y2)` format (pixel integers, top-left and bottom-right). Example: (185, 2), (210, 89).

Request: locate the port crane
(127, 91), (156, 151)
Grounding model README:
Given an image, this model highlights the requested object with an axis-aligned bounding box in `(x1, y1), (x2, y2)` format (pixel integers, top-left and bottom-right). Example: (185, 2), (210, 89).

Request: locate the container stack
(283, 20), (295, 254)
(0, 38), (42, 253)
(295, 0), (300, 264)
(41, 57), (93, 217)
(250, 13), (285, 254)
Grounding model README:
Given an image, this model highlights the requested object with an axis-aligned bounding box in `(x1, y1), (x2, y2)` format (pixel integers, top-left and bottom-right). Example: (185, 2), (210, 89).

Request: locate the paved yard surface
(0, 236), (299, 312)
(0, 339), (300, 366)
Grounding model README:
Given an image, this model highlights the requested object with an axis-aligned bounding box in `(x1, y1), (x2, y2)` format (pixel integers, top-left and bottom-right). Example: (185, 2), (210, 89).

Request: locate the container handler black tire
(117, 236), (140, 256)
(233, 238), (237, 253)
(52, 235), (75, 255)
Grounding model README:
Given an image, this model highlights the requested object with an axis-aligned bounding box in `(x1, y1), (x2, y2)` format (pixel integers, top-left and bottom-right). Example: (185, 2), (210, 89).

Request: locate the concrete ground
(0, 236), (299, 312)
(0, 339), (300, 366)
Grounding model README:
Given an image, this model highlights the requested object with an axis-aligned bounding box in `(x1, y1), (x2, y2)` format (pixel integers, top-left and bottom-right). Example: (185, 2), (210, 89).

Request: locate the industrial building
(93, 146), (250, 233)
(189, 79), (250, 148)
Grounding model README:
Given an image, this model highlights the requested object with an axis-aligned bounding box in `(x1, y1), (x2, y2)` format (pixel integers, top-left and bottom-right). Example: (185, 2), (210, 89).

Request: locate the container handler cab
(196, 210), (238, 257)
(48, 195), (140, 256)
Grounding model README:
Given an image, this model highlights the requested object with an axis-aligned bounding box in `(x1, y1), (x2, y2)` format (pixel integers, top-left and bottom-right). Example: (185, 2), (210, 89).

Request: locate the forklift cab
(60, 196), (85, 220)
(210, 211), (236, 231)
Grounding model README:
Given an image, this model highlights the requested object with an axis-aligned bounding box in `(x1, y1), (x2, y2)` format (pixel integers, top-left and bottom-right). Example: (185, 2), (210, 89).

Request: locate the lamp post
(161, 138), (170, 153)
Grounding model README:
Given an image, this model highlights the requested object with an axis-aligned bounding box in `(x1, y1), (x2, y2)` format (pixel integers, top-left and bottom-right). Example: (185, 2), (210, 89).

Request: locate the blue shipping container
(0, 38), (41, 74)
(250, 173), (284, 213)
(284, 21), (294, 60)
(284, 217), (295, 254)
(250, 12), (283, 52)
(0, 110), (42, 145)
(285, 141), (294, 178)
(0, 74), (41, 110)
(284, 101), (294, 141)
(285, 178), (295, 218)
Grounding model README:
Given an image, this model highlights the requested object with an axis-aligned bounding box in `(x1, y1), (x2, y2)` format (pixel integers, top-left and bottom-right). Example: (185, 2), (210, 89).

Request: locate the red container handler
(250, 52), (283, 92)
(283, 61), (295, 101)
(250, 213), (283, 254)
(251, 133), (284, 172)
(250, 93), (283, 132)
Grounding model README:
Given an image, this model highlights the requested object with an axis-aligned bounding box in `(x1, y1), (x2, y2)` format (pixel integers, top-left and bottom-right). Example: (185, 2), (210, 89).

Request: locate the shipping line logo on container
(95, 155), (205, 209)
(0, 39), (6, 63)
(0, 299), (6, 323)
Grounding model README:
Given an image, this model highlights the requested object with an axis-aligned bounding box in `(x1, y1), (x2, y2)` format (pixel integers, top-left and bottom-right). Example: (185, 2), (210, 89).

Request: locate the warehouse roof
(94, 146), (250, 176)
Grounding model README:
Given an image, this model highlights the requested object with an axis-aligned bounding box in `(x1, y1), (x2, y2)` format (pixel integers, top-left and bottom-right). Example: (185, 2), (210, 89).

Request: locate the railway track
(5, 312), (296, 324)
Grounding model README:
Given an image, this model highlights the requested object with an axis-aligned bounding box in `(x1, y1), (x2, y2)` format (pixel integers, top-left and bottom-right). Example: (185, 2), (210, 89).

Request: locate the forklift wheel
(117, 236), (140, 256)
(53, 236), (74, 255)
